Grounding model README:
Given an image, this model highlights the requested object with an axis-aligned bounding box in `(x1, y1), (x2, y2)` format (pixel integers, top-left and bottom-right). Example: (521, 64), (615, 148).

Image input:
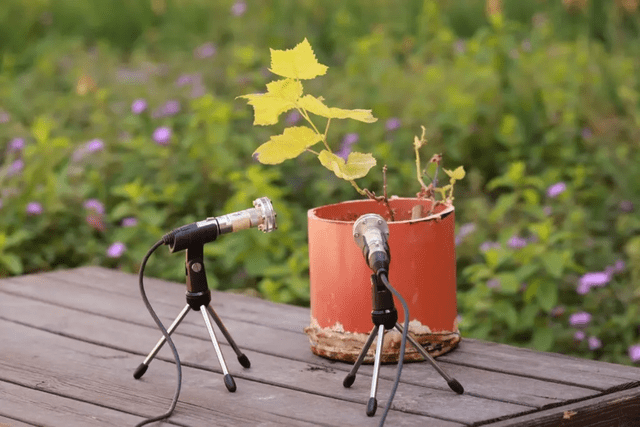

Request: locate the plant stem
(298, 107), (332, 152)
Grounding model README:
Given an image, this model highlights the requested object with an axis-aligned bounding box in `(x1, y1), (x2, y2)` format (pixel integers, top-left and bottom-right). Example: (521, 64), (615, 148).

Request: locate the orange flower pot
(304, 198), (461, 363)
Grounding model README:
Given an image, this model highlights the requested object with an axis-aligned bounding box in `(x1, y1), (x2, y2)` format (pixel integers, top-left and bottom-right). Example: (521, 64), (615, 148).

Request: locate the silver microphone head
(353, 213), (390, 273)
(216, 197), (278, 235)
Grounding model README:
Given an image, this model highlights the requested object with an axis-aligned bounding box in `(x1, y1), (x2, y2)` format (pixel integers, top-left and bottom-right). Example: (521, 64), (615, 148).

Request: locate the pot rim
(308, 197), (455, 224)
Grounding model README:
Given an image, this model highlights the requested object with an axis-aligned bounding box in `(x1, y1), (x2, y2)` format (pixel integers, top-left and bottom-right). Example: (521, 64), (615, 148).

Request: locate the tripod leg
(134, 304), (191, 379)
(201, 307), (236, 392)
(205, 305), (250, 368)
(395, 323), (464, 394)
(343, 326), (379, 388)
(367, 325), (386, 417)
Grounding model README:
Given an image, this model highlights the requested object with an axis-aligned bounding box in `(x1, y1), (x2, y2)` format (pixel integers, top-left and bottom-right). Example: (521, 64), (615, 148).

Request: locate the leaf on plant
(298, 95), (377, 123)
(269, 38), (328, 80)
(444, 166), (466, 180)
(253, 126), (322, 164)
(318, 150), (376, 180)
(238, 78), (302, 125)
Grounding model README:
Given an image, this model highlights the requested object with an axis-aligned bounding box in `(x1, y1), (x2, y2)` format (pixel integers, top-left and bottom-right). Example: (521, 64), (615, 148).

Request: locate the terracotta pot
(304, 198), (460, 363)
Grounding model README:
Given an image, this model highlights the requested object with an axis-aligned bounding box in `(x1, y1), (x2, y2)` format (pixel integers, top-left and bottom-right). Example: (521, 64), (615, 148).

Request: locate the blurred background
(1, 0), (639, 364)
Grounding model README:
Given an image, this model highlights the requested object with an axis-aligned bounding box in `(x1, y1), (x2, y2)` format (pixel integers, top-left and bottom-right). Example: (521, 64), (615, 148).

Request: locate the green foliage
(1, 0), (639, 365)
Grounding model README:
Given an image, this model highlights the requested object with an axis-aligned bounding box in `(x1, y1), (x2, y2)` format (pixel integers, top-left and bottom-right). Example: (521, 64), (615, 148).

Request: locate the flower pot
(304, 198), (460, 363)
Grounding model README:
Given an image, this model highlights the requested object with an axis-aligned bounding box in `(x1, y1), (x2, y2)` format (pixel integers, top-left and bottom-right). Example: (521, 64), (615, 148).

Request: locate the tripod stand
(343, 273), (464, 416)
(133, 244), (250, 392)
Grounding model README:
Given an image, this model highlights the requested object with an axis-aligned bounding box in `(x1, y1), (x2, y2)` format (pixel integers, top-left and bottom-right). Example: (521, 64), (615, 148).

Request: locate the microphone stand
(133, 243), (250, 391)
(343, 273), (463, 417)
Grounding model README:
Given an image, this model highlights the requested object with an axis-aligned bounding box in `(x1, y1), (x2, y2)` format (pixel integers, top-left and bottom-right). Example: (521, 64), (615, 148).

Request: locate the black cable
(378, 272), (409, 427)
(135, 240), (182, 427)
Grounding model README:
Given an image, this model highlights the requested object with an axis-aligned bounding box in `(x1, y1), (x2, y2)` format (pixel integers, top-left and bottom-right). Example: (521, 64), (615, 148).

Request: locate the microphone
(353, 213), (390, 275)
(162, 197), (277, 253)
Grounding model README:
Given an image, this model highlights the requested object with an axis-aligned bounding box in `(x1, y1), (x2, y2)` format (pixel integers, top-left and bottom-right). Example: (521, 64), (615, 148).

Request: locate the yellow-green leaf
(269, 38), (328, 80)
(266, 78), (303, 101)
(318, 150), (376, 180)
(444, 166), (466, 181)
(253, 126), (322, 164)
(238, 78), (302, 126)
(298, 95), (376, 123)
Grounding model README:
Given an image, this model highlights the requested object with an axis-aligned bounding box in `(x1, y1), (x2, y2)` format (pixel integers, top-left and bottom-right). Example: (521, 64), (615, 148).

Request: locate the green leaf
(536, 280), (558, 313)
(269, 38), (329, 80)
(297, 95), (377, 123)
(444, 166), (466, 181)
(238, 78), (302, 125)
(253, 126), (322, 164)
(0, 253), (23, 275)
(497, 272), (519, 294)
(318, 150), (376, 180)
(541, 251), (564, 278)
(531, 327), (554, 352)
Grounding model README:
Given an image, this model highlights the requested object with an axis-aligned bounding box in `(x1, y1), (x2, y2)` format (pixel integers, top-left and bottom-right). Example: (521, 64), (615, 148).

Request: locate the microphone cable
(134, 239), (182, 427)
(378, 272), (409, 427)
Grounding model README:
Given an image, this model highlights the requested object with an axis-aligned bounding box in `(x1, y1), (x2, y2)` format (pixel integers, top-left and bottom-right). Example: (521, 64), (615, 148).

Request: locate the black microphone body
(162, 197), (277, 253)
(353, 213), (390, 275)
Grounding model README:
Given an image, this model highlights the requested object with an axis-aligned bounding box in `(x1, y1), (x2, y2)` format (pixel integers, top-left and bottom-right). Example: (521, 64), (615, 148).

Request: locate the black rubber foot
(366, 397), (377, 417)
(224, 374), (237, 392)
(133, 363), (148, 379)
(238, 353), (251, 368)
(448, 378), (464, 395)
(343, 374), (356, 388)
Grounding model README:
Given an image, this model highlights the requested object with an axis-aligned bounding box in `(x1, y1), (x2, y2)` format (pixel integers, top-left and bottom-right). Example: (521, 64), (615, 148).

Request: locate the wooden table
(1, 266), (640, 426)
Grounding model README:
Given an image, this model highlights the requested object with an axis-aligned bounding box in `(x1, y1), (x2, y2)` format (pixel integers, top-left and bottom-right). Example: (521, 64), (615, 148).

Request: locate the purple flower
(83, 199), (105, 215)
(614, 260), (625, 273)
(619, 200), (634, 213)
(231, 0), (247, 16)
(581, 128), (592, 140)
(486, 278), (500, 289)
(107, 242), (126, 258)
(7, 159), (24, 177)
(546, 182), (566, 198)
(131, 99), (147, 114)
(153, 127), (172, 145)
(285, 110), (302, 126)
(152, 100), (181, 118)
(194, 42), (216, 59)
(121, 217), (138, 227)
(629, 345), (640, 362)
(9, 138), (25, 151)
(543, 206), (552, 216)
(574, 330), (586, 341)
(455, 223), (476, 246)
(480, 241), (501, 252)
(26, 202), (43, 216)
(335, 133), (359, 160)
(577, 271), (610, 295)
(385, 118), (401, 131)
(569, 311), (591, 327)
(86, 139), (104, 153)
(507, 235), (528, 249)
(588, 336), (601, 350)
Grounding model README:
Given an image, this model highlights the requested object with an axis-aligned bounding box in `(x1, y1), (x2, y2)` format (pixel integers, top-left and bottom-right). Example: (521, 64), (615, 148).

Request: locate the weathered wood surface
(1, 266), (639, 426)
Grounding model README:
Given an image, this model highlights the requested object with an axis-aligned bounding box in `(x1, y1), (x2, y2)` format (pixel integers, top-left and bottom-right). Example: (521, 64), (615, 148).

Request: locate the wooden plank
(0, 271), (609, 408)
(0, 381), (143, 427)
(441, 339), (640, 392)
(483, 386), (640, 426)
(0, 292), (527, 425)
(0, 414), (38, 427)
(0, 319), (451, 427)
(4, 269), (639, 394)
